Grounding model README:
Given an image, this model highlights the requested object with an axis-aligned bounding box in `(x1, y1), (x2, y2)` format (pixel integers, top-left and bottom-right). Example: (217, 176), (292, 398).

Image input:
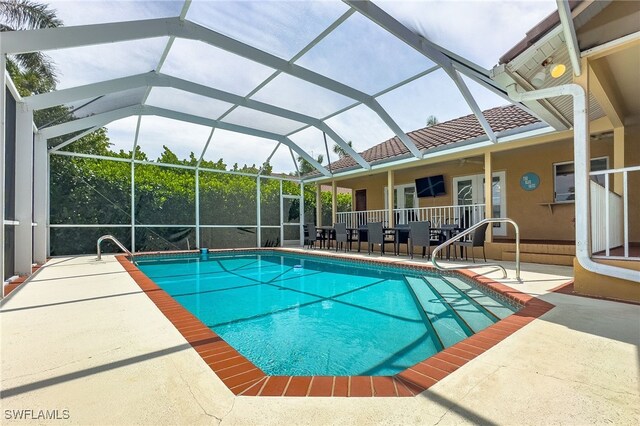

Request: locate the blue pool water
(136, 251), (518, 376)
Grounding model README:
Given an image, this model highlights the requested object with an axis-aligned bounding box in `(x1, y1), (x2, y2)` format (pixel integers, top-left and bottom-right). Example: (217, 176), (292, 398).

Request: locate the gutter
(507, 83), (637, 283)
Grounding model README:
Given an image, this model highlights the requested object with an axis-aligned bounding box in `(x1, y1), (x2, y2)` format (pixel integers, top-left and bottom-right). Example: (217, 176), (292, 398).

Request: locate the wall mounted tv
(415, 175), (446, 198)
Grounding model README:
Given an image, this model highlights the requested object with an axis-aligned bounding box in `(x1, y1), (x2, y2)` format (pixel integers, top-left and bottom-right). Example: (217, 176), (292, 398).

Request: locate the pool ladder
(431, 218), (521, 281)
(96, 235), (133, 261)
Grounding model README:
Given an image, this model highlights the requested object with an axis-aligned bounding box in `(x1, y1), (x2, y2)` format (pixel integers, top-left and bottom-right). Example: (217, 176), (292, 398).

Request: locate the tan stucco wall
(337, 135), (634, 242)
(626, 125), (639, 242)
(573, 258), (640, 303)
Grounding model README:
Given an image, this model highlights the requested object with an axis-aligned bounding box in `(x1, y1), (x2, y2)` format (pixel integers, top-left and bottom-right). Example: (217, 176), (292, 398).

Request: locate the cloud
(47, 38), (168, 89)
(162, 39), (277, 96)
(186, 0), (348, 60)
(202, 129), (281, 170)
(296, 11), (435, 94)
(135, 115), (213, 161)
(47, 0), (183, 26)
(376, 0), (556, 68)
(42, 0), (558, 174)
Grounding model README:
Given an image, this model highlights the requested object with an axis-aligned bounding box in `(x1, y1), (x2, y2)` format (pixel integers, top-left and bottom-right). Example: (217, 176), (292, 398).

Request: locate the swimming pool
(136, 251), (519, 376)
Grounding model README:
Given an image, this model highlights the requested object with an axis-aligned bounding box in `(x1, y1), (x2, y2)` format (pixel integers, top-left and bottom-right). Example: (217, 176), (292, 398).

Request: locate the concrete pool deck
(1, 252), (639, 425)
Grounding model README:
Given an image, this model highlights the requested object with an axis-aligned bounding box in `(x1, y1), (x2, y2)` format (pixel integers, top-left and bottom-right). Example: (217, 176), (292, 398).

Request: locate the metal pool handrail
(431, 218), (521, 281)
(96, 235), (133, 261)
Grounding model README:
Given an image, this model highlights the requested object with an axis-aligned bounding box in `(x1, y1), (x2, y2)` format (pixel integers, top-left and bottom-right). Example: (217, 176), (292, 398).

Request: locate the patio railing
(590, 166), (638, 259)
(336, 204), (486, 228)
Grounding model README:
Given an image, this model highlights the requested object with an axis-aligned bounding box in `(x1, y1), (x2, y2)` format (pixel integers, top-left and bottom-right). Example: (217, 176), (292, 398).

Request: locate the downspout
(507, 83), (637, 283)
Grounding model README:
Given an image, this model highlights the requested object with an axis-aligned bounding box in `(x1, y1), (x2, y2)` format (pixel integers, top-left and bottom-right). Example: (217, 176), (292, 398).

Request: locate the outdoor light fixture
(531, 71), (547, 88)
(550, 63), (567, 78)
(531, 58), (567, 88)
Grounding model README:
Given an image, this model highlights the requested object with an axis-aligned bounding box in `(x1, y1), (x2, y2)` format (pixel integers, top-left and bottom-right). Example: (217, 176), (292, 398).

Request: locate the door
(453, 172), (506, 236)
(384, 184), (418, 224)
(281, 194), (302, 246)
(355, 189), (366, 211)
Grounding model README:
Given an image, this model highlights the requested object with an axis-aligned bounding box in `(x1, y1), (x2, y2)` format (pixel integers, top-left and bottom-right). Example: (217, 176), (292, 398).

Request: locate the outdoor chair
(366, 222), (395, 255)
(408, 221), (433, 259)
(334, 223), (355, 252)
(304, 224), (326, 249)
(394, 224), (411, 255)
(453, 222), (489, 262)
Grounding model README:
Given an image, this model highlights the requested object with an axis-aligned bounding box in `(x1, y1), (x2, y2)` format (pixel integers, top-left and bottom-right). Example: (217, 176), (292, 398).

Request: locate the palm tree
(297, 154), (324, 175)
(1, 0), (63, 95)
(332, 140), (353, 158)
(426, 115), (439, 127)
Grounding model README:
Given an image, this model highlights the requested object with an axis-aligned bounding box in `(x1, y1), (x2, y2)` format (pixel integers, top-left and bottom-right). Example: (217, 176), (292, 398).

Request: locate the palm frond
(0, 0), (62, 30)
(14, 51), (58, 82)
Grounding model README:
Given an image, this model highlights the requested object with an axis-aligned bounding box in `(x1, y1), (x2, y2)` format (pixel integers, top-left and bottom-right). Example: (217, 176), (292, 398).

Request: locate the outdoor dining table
(432, 225), (463, 259)
(316, 226), (335, 249)
(347, 226), (407, 254)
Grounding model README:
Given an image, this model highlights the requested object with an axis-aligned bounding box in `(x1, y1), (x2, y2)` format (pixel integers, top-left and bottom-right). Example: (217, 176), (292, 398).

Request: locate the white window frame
(453, 171), (507, 236)
(553, 156), (609, 203)
(384, 183), (418, 210)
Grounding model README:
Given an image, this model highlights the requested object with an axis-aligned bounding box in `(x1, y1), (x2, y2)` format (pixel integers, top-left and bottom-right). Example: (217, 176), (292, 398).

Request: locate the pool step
(443, 276), (516, 319)
(427, 277), (499, 333)
(404, 276), (472, 348)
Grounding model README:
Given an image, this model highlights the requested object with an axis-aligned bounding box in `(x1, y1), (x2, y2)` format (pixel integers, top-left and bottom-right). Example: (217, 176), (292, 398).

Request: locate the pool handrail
(96, 235), (133, 261)
(431, 218), (521, 281)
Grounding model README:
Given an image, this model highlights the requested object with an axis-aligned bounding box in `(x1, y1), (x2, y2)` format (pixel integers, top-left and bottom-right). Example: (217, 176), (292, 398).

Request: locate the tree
(426, 115), (439, 127)
(297, 154), (323, 175)
(1, 0), (63, 96)
(332, 140), (353, 158)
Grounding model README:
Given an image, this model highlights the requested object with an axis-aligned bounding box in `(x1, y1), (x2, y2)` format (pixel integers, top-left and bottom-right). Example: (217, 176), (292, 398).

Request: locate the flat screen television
(415, 175), (445, 198)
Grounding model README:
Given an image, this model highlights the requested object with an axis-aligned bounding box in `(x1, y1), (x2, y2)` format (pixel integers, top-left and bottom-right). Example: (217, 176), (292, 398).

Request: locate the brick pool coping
(116, 249), (555, 397)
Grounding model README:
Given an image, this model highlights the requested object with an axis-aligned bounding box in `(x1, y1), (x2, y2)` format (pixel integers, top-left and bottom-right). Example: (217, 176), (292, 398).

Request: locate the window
(554, 157), (608, 202)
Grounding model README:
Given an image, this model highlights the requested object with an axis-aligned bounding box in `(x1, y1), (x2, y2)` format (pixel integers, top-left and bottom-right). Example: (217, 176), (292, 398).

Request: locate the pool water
(136, 251), (518, 376)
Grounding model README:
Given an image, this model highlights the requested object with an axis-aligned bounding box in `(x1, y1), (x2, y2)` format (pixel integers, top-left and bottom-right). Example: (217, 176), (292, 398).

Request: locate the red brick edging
(116, 250), (554, 397)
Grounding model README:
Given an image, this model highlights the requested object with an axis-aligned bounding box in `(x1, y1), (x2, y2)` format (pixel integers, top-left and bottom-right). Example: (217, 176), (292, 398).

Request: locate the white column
(1, 54), (6, 287)
(331, 180), (337, 225)
(279, 180), (284, 247)
(613, 127), (625, 195)
(316, 184), (322, 226)
(256, 176), (261, 247)
(195, 168), (200, 247)
(130, 161), (135, 253)
(299, 182), (304, 246)
(33, 134), (48, 264)
(14, 104), (34, 275)
(484, 151), (493, 243)
(387, 170), (394, 227)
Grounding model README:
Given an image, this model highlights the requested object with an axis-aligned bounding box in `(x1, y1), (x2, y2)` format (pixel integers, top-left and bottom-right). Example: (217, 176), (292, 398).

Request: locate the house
(306, 0), (639, 301)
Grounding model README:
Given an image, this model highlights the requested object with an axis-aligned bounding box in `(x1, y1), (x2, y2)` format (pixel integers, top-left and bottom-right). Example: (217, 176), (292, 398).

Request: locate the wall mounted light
(531, 58), (567, 88)
(531, 71), (547, 88)
(550, 63), (567, 79)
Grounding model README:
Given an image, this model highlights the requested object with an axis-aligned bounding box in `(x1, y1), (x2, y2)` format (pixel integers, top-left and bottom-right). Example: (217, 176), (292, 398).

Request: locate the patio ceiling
(2, 0), (563, 178)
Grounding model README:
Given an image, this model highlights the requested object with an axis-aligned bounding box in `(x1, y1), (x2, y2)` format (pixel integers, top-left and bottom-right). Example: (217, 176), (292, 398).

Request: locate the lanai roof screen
(17, 0), (557, 175)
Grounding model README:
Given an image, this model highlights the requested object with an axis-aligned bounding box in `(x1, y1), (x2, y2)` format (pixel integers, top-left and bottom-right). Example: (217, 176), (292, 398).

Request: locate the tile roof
(314, 105), (541, 176)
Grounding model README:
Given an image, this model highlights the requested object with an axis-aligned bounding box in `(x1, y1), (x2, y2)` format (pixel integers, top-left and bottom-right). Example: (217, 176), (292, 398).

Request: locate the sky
(43, 0), (557, 173)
